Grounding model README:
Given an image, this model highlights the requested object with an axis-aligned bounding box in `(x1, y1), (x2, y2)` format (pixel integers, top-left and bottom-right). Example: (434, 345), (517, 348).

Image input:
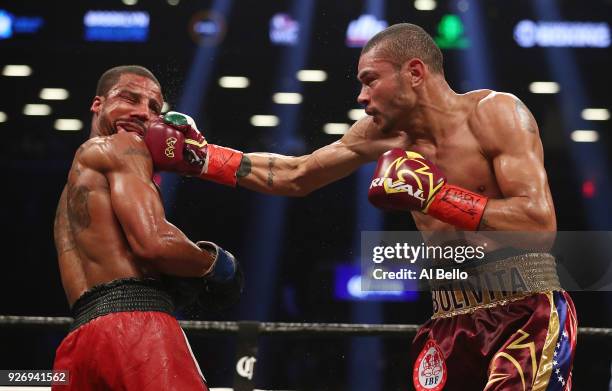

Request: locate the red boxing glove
(368, 148), (488, 230)
(144, 112), (244, 186)
(144, 118), (199, 175)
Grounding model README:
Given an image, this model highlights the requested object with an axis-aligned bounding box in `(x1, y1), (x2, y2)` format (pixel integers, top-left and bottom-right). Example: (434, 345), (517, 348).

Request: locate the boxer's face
(91, 73), (163, 137)
(357, 49), (412, 132)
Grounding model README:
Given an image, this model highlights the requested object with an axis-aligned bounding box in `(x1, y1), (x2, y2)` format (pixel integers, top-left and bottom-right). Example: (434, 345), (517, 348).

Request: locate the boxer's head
(90, 65), (164, 138)
(357, 23), (443, 131)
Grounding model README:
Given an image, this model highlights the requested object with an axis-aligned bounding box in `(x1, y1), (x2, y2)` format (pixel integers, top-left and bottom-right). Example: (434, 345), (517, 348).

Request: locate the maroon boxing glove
(144, 117), (202, 176)
(144, 111), (244, 186)
(368, 149), (488, 230)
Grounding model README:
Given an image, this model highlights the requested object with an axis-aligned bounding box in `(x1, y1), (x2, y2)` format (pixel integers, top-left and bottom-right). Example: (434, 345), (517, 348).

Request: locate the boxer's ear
(91, 96), (103, 114)
(403, 58), (426, 88)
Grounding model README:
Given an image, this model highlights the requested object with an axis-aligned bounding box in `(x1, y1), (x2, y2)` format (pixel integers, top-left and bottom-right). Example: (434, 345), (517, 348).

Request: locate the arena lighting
(239, 0), (316, 326)
(0, 10), (11, 39)
(218, 76), (249, 88)
(121, 0), (138, 5)
(334, 266), (419, 301)
(349, 2), (386, 390)
(0, 111), (6, 123)
(582, 180), (596, 198)
(54, 119), (83, 132)
(189, 11), (226, 46)
(532, 2), (611, 229)
(581, 108), (610, 121)
(272, 92), (302, 104)
(414, 0), (436, 11)
(513, 20), (610, 48)
(296, 69), (327, 82)
(529, 81), (560, 94)
(159, 0), (234, 211)
(23, 104), (51, 116)
(571, 130), (599, 143)
(451, 0), (494, 90)
(39, 88), (69, 100)
(2, 64), (31, 77)
(13, 16), (44, 34)
(323, 123), (350, 134)
(84, 10), (149, 42)
(346, 14), (388, 47)
(269, 13), (299, 45)
(250, 115), (279, 127)
(348, 108), (367, 121)
(435, 14), (470, 49)
(167, 0), (180, 5)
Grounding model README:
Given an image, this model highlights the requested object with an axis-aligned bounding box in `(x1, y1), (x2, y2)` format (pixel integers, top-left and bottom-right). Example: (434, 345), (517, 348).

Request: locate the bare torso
(405, 90), (503, 232)
(54, 135), (159, 306)
(351, 89), (553, 247)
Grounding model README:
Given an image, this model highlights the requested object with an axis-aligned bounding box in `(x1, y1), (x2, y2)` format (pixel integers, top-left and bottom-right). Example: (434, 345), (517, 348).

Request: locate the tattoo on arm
(54, 192), (77, 255)
(67, 185), (92, 235)
(515, 100), (536, 133)
(267, 156), (277, 187)
(236, 155), (252, 178)
(478, 216), (493, 231)
(124, 147), (150, 158)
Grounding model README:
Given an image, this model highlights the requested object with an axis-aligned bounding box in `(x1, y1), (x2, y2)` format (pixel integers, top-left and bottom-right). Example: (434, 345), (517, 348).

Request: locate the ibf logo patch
(164, 137), (177, 158)
(413, 339), (447, 391)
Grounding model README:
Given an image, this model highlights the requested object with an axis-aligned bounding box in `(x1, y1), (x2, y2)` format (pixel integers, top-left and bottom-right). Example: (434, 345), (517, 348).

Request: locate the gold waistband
(430, 253), (561, 319)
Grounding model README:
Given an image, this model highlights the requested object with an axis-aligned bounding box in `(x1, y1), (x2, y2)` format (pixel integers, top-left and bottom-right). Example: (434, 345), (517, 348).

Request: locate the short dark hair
(362, 23), (444, 74)
(95, 65), (161, 96)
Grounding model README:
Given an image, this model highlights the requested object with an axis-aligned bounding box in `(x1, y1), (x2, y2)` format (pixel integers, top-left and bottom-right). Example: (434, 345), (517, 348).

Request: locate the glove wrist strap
(200, 144), (244, 187)
(425, 184), (488, 230)
(197, 241), (236, 282)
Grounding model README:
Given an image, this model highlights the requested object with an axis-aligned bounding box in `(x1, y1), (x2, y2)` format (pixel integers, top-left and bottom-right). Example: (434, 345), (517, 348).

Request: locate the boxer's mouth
(116, 121), (146, 136)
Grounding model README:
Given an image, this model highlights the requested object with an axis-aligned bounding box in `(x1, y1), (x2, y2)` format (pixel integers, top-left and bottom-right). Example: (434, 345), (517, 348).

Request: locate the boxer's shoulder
(76, 132), (150, 173)
(468, 90), (535, 153)
(468, 90), (513, 118)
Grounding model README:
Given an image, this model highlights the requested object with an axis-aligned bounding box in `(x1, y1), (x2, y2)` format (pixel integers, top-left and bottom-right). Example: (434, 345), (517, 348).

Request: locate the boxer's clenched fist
(162, 241), (244, 312)
(368, 148), (488, 230)
(145, 111), (244, 186)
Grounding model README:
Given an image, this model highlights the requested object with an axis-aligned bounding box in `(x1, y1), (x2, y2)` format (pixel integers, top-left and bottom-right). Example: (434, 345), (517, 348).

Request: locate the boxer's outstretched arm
(237, 117), (408, 196)
(91, 132), (216, 276)
(474, 93), (556, 231)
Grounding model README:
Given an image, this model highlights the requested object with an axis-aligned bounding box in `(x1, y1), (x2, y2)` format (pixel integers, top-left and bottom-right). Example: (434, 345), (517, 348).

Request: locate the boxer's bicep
(487, 96), (550, 200)
(476, 94), (555, 231)
(485, 149), (555, 231)
(108, 167), (213, 275)
(108, 167), (168, 260)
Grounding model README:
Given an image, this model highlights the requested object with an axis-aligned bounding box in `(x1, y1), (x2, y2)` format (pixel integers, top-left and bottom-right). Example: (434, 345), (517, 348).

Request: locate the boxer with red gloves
(142, 22), (575, 390)
(368, 149), (488, 230)
(145, 111), (244, 186)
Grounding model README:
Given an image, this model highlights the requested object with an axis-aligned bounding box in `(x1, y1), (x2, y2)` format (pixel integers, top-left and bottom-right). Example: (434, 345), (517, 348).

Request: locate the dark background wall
(1, 0), (611, 389)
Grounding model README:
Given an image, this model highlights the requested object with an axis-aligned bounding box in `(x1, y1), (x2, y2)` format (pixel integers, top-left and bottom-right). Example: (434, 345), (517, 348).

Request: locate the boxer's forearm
(134, 221), (216, 277)
(147, 227), (216, 277)
(478, 197), (556, 231)
(237, 146), (367, 196)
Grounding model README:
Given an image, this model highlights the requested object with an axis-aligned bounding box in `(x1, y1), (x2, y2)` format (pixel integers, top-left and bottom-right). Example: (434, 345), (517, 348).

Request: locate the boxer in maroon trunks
(411, 253), (577, 391)
(142, 24), (577, 389)
(52, 65), (241, 390)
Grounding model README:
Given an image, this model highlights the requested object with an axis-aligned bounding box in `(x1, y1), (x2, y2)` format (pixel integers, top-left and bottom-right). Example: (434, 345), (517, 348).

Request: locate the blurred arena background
(1, 0), (611, 389)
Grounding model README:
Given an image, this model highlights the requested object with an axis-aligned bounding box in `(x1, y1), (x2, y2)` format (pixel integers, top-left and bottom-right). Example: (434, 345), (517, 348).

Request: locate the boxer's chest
(407, 126), (501, 199)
